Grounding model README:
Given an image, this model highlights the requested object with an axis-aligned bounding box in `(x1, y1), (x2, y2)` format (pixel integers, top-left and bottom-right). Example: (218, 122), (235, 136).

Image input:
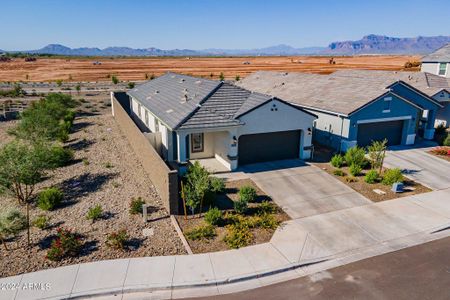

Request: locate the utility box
(392, 182), (404, 193)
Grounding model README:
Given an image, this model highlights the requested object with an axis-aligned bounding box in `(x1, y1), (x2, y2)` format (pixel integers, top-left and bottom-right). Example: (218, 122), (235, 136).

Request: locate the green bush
(382, 168), (404, 185)
(127, 82), (135, 89)
(444, 135), (450, 146)
(255, 213), (280, 230)
(86, 205), (103, 222)
(345, 146), (366, 167)
(331, 154), (344, 168)
(349, 163), (362, 176)
(209, 177), (225, 193)
(364, 170), (379, 184)
(46, 228), (82, 261)
(129, 197), (145, 215)
(204, 207), (223, 226)
(223, 223), (252, 249)
(106, 230), (128, 250)
(258, 201), (277, 215)
(37, 187), (63, 211)
(234, 199), (248, 214)
(33, 215), (50, 230)
(239, 185), (257, 203)
(47, 146), (74, 168)
(333, 169), (345, 176)
(185, 224), (216, 240)
(0, 208), (27, 241)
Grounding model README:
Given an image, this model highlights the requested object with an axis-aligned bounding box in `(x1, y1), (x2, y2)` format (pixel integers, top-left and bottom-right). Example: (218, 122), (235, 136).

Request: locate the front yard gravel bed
(176, 179), (290, 254)
(0, 101), (186, 278)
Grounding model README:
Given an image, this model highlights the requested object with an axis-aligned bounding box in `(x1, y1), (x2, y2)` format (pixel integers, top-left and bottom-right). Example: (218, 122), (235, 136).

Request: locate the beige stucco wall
(189, 132), (215, 159)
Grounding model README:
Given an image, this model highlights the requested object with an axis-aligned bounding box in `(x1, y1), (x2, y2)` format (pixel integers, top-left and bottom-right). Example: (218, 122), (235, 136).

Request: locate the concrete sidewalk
(2, 188), (449, 300)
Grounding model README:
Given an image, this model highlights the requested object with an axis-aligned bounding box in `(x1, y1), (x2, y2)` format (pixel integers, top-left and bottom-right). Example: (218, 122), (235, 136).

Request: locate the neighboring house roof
(129, 73), (309, 131)
(237, 70), (447, 116)
(128, 72), (221, 129)
(422, 43), (450, 62)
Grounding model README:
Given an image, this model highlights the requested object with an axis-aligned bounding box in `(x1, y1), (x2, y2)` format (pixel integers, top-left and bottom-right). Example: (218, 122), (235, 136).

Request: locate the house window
(383, 97), (391, 112)
(191, 133), (204, 153)
(439, 63), (447, 76)
(137, 103), (142, 118)
(155, 119), (160, 132)
(144, 110), (149, 126)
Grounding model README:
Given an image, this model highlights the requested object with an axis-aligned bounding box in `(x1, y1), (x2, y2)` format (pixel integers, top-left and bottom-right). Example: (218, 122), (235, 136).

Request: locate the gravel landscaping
(0, 97), (186, 278)
(316, 163), (431, 202)
(176, 179), (290, 254)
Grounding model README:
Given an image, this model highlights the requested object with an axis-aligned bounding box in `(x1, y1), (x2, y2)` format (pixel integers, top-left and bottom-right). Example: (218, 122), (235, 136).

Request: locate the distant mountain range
(3, 35), (450, 56)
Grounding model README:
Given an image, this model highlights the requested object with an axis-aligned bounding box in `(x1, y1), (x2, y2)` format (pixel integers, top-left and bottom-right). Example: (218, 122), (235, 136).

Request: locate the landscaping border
(111, 92), (179, 214)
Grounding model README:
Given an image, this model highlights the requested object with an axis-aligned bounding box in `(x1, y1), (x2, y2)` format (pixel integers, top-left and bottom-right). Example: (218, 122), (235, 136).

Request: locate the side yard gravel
(0, 106), (186, 277)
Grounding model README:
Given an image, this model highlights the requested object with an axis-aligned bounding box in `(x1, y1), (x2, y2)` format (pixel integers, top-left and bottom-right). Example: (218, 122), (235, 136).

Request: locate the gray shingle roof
(127, 72), (221, 129)
(128, 73), (274, 130)
(422, 43), (450, 62)
(237, 70), (448, 116)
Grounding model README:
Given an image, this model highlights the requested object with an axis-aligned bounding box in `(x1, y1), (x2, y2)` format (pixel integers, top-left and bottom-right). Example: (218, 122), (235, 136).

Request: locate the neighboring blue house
(238, 71), (443, 151)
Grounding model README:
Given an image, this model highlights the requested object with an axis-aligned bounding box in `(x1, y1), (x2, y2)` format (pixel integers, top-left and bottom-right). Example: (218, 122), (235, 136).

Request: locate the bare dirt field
(0, 55), (420, 82)
(0, 96), (186, 277)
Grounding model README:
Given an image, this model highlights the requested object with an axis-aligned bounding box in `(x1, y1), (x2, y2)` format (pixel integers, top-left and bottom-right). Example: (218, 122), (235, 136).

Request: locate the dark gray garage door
(238, 130), (300, 165)
(357, 120), (403, 147)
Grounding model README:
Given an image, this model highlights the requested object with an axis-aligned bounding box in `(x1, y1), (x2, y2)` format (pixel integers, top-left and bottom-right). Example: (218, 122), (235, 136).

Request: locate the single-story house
(127, 73), (317, 172)
(421, 43), (450, 78)
(237, 71), (443, 151)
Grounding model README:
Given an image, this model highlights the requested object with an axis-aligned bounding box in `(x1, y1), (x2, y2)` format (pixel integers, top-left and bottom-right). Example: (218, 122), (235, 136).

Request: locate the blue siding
(348, 92), (420, 143)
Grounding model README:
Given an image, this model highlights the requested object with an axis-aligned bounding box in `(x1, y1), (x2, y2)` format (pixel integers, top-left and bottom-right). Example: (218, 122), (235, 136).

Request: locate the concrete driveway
(219, 160), (370, 219)
(384, 145), (450, 190)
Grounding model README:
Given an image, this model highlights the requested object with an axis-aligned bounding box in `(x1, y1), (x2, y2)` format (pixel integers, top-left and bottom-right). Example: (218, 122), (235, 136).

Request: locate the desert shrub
(258, 201), (277, 215)
(129, 197), (145, 215)
(367, 139), (387, 170)
(345, 146), (366, 167)
(209, 177), (225, 193)
(364, 170), (379, 184)
(127, 82), (135, 89)
(185, 224), (216, 240)
(32, 215), (50, 230)
(223, 223), (252, 249)
(404, 60), (421, 68)
(431, 147), (450, 156)
(0, 208), (27, 245)
(204, 207), (223, 226)
(344, 176), (357, 183)
(86, 205), (103, 222)
(219, 72), (225, 81)
(83, 159), (90, 166)
(37, 187), (63, 211)
(46, 146), (74, 168)
(256, 213), (280, 230)
(382, 168), (404, 185)
(111, 75), (119, 85)
(444, 135), (450, 146)
(234, 198), (248, 214)
(333, 169), (345, 176)
(331, 154), (344, 168)
(46, 228), (82, 261)
(104, 162), (114, 168)
(239, 186), (257, 203)
(106, 230), (129, 250)
(349, 163), (362, 176)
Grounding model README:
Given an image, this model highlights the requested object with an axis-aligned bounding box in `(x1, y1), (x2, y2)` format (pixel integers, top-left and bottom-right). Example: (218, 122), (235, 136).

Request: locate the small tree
(367, 139), (387, 173)
(75, 83), (81, 95)
(111, 75), (119, 85)
(219, 72), (225, 81)
(235, 75), (240, 81)
(0, 141), (49, 246)
(181, 161), (210, 216)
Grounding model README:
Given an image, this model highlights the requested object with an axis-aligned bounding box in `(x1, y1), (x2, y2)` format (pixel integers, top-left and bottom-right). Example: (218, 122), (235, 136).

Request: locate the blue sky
(1, 0), (450, 51)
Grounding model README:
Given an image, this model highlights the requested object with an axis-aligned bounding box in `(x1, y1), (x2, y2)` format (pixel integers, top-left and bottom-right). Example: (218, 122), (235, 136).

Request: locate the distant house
(238, 71), (443, 151)
(421, 43), (450, 78)
(127, 73), (316, 171)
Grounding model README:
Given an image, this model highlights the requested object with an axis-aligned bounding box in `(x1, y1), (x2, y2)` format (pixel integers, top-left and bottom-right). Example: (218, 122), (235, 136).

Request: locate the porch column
(177, 132), (188, 164)
(424, 110), (436, 140)
(228, 129), (239, 170)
